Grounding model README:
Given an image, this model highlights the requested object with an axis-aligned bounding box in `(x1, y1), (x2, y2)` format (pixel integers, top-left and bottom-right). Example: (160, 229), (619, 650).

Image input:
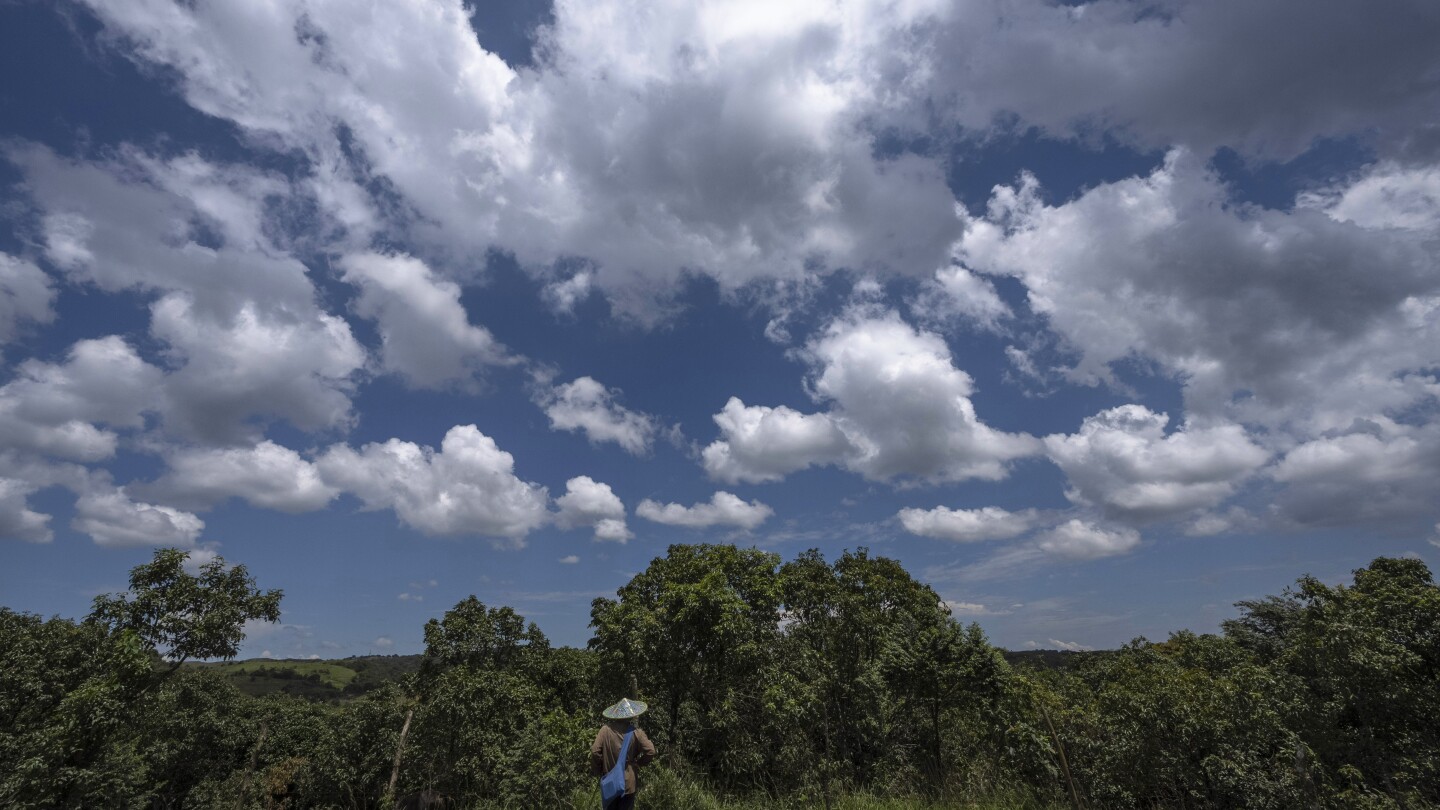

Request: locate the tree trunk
(386, 707), (416, 804)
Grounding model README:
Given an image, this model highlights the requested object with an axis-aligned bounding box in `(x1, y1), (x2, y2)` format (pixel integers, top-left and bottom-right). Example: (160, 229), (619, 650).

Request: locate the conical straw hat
(603, 697), (648, 719)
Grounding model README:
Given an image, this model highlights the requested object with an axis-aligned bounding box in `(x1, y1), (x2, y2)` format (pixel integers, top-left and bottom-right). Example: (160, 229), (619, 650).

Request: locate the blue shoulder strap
(600, 728), (634, 808)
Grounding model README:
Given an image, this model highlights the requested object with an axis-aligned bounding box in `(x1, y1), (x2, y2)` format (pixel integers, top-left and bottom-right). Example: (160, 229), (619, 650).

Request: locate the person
(589, 698), (657, 810)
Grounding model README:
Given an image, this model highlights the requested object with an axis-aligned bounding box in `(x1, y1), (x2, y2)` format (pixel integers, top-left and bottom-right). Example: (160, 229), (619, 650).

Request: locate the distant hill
(1001, 648), (1107, 670)
(191, 654), (423, 701)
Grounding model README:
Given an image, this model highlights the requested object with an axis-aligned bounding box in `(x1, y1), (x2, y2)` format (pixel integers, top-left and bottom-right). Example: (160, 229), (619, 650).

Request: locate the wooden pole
(1039, 702), (1084, 810)
(386, 707), (416, 805)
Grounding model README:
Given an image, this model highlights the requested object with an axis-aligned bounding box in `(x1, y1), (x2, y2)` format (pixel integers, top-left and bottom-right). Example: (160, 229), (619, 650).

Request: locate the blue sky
(2, 0), (1438, 657)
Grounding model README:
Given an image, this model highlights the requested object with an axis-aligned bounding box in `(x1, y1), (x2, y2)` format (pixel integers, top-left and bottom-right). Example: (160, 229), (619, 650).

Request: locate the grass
(559, 767), (1060, 810)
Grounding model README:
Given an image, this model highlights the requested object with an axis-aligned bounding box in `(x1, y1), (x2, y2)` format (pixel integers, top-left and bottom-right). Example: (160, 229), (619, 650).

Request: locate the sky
(1, 0), (1438, 658)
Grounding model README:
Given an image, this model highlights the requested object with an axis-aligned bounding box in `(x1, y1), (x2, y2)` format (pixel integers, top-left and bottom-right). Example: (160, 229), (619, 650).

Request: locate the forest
(2, 544), (1437, 809)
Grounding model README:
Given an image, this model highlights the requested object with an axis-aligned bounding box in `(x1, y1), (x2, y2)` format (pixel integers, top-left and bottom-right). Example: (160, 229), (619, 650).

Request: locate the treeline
(1, 545), (1438, 809)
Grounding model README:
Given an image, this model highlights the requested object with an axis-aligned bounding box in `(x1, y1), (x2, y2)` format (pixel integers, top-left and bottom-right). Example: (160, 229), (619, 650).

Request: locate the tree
(589, 543), (784, 783)
(1268, 557), (1440, 804)
(0, 608), (153, 808)
(779, 548), (956, 792)
(418, 597), (548, 692)
(405, 597), (589, 807)
(89, 548), (282, 672)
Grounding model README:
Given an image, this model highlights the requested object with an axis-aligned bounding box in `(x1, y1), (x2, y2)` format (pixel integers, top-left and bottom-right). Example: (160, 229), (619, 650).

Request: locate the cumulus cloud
(0, 254), (56, 347)
(705, 310), (1039, 484)
(559, 554), (580, 564)
(539, 377), (657, 455)
(961, 152), (1440, 432)
(924, 0), (1440, 160)
(12, 144), (367, 444)
(0, 336), (162, 462)
(636, 491), (773, 530)
(541, 270), (594, 315)
(316, 425), (549, 542)
(702, 398), (854, 483)
(339, 252), (511, 388)
(76, 0), (965, 317)
(1036, 519), (1141, 560)
(1301, 162), (1440, 230)
(927, 516), (1144, 584)
(898, 505), (1037, 542)
(1045, 405), (1270, 524)
(179, 544), (224, 575)
(139, 441), (339, 513)
(1270, 418), (1440, 529)
(0, 478), (54, 543)
(555, 476), (632, 542)
(72, 0), (1440, 329)
(72, 488), (205, 548)
(910, 266), (1012, 331)
(149, 294), (366, 443)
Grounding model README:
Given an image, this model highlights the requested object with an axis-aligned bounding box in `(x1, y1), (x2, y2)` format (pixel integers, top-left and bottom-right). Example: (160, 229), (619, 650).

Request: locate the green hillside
(193, 654), (423, 700)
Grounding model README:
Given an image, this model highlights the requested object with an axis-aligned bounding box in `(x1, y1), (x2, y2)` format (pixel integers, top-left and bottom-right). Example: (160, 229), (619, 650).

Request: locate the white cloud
(1044, 405), (1270, 524)
(705, 310), (1039, 484)
(149, 293), (366, 444)
(0, 478), (53, 543)
(1042, 639), (1093, 653)
(541, 270), (594, 315)
(1270, 419), (1440, 528)
(1036, 520), (1141, 561)
(808, 311), (1042, 481)
(67, 0), (1440, 347)
(593, 518), (633, 543)
(0, 336), (162, 462)
(317, 425), (549, 542)
(961, 153), (1440, 434)
(140, 441), (338, 513)
(636, 491), (773, 530)
(539, 377), (656, 455)
(72, 488), (205, 548)
(555, 476), (632, 542)
(180, 544), (224, 575)
(13, 144), (368, 444)
(702, 398), (853, 483)
(374, 636), (394, 649)
(924, 0), (1440, 160)
(1301, 162), (1440, 230)
(0, 253), (56, 346)
(944, 601), (1007, 616)
(911, 266), (1011, 330)
(339, 252), (511, 388)
(898, 505), (1037, 542)
(397, 593), (422, 602)
(559, 554), (580, 564)
(76, 0), (963, 317)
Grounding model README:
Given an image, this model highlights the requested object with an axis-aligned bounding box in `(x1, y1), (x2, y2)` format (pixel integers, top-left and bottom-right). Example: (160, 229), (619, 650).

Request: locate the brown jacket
(589, 721), (656, 795)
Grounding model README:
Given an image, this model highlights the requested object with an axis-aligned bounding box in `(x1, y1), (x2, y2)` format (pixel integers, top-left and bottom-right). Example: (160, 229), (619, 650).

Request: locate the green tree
(0, 548), (280, 809)
(1246, 557), (1440, 804)
(0, 609), (153, 808)
(778, 548), (957, 793)
(402, 597), (590, 807)
(89, 547), (282, 674)
(590, 542), (784, 782)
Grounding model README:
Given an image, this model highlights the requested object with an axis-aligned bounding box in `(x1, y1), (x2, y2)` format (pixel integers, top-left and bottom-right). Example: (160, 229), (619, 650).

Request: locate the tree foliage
(89, 547), (282, 669)
(3, 547), (1439, 808)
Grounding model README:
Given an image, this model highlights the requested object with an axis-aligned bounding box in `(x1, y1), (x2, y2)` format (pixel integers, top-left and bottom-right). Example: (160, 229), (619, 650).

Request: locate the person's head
(602, 697), (647, 726)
